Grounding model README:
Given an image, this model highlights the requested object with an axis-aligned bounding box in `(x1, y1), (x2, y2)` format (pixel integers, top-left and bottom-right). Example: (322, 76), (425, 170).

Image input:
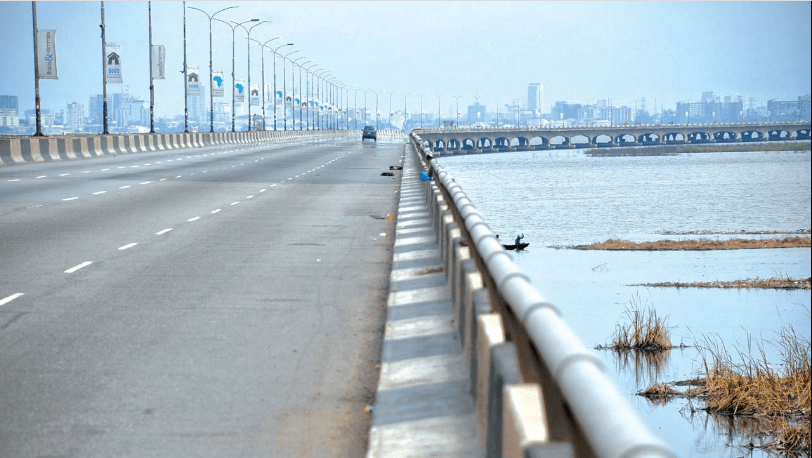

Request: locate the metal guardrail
(409, 133), (675, 458)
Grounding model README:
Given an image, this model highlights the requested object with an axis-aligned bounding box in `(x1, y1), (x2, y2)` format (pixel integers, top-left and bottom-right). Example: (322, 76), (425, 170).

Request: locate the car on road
(362, 126), (377, 141)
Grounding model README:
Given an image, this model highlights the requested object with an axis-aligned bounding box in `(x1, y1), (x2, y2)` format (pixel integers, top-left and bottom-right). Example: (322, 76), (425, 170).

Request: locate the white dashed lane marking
(118, 243), (138, 251)
(62, 197), (79, 201)
(0, 293), (24, 307)
(92, 191), (107, 195)
(156, 228), (173, 235)
(211, 209), (221, 214)
(64, 261), (92, 274)
(187, 216), (201, 222)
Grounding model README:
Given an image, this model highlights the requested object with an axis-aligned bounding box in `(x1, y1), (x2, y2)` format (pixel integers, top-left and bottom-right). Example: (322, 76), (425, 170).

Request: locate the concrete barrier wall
(0, 129), (366, 166)
(409, 134), (675, 458)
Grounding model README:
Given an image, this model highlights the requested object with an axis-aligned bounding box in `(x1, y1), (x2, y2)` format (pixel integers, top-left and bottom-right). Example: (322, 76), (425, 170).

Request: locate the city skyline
(1, 1), (810, 125)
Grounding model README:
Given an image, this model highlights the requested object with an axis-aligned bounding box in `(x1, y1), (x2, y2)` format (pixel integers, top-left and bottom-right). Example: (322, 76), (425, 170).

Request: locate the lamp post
(269, 42), (292, 130)
(327, 77), (339, 129)
(188, 5), (237, 132)
(321, 72), (333, 129)
(364, 89), (373, 127)
(375, 90), (382, 130)
(239, 19), (269, 131)
(453, 95), (463, 127)
(403, 93), (410, 131)
(213, 17), (259, 132)
(496, 97), (501, 128)
(281, 49), (299, 130)
(250, 36), (279, 130)
(292, 58), (309, 130)
(314, 70), (327, 129)
(388, 91), (394, 130)
(419, 93), (428, 129)
(438, 94), (443, 128)
(303, 63), (318, 130)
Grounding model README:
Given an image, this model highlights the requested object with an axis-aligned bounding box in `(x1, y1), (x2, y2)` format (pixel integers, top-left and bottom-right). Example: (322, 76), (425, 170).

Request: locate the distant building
(189, 85), (207, 122)
(768, 96), (811, 121)
(67, 102), (85, 131)
(0, 95), (19, 127)
(527, 83), (541, 113)
(467, 102), (486, 125)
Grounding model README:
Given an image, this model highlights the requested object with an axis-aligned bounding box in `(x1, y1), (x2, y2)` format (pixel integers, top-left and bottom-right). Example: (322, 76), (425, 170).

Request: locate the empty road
(0, 133), (404, 457)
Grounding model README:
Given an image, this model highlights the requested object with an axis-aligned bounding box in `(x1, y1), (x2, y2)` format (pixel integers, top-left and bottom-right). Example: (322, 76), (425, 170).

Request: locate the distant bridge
(413, 121), (812, 155)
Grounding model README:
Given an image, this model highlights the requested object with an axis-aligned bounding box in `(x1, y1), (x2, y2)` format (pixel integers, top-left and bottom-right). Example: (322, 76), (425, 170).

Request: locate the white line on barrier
(187, 216), (201, 222)
(156, 228), (172, 235)
(118, 242), (138, 251)
(64, 261), (92, 274)
(0, 293), (24, 307)
(62, 197), (79, 201)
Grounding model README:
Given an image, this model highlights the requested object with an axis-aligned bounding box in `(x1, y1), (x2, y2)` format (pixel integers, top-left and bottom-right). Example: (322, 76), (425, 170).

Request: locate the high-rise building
(67, 102), (85, 131)
(527, 83), (540, 113)
(467, 102), (486, 125)
(0, 95), (20, 127)
(189, 85), (207, 122)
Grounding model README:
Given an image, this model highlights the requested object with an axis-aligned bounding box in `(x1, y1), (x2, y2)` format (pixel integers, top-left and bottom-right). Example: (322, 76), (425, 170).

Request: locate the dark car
(362, 126), (377, 141)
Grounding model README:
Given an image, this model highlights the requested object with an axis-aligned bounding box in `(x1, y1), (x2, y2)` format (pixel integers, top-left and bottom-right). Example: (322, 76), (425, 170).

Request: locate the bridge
(0, 131), (675, 457)
(413, 121), (812, 155)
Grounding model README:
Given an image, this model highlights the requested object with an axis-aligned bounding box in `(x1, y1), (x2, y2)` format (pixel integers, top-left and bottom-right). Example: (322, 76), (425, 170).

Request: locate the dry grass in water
(636, 275), (811, 290)
(644, 328), (811, 453)
(575, 236), (810, 251)
(609, 305), (672, 352)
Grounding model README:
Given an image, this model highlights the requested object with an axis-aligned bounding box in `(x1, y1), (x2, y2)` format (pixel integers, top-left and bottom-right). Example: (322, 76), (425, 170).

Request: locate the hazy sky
(1, 1), (810, 118)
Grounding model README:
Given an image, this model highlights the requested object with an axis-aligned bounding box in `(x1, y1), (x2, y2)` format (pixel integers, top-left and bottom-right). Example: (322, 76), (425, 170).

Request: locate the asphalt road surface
(0, 134), (404, 457)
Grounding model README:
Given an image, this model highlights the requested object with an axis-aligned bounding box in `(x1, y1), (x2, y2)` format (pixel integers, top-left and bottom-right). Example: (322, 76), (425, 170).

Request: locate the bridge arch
(549, 135), (569, 147)
(768, 129), (791, 141)
(476, 138), (492, 149)
(593, 134), (613, 146)
(615, 134), (636, 145)
(529, 136), (548, 147)
(713, 131), (737, 143)
(462, 138), (475, 150)
(741, 130), (766, 142)
(494, 137), (510, 150)
(688, 132), (711, 143)
(434, 139), (445, 151)
(571, 134), (591, 147)
(638, 133), (661, 145)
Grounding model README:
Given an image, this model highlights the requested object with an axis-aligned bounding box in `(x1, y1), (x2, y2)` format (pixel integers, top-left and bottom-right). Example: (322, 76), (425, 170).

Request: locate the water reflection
(609, 348), (671, 389)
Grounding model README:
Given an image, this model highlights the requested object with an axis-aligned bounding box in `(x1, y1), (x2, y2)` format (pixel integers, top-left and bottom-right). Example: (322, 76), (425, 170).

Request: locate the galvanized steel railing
(409, 133), (675, 458)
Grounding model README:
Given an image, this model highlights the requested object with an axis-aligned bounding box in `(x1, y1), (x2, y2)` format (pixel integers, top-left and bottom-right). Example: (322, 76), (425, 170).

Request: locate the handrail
(409, 132), (675, 458)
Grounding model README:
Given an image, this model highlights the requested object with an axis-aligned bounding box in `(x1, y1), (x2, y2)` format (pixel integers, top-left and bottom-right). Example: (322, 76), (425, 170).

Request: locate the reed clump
(691, 328), (810, 452)
(607, 305), (673, 351)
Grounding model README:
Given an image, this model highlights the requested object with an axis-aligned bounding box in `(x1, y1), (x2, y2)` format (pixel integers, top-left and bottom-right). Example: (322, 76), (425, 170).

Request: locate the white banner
(235, 80), (245, 103)
(275, 89), (283, 106)
(250, 84), (260, 106)
(106, 43), (122, 84)
(36, 29), (58, 79)
(212, 71), (224, 97)
(151, 45), (165, 79)
(187, 66), (200, 96)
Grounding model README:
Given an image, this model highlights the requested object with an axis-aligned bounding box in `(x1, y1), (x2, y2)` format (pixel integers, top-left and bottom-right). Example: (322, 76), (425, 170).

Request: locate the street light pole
(188, 5), (237, 133)
(303, 64), (318, 130)
(251, 37), (279, 130)
(282, 49), (299, 130)
(453, 95), (463, 127)
(213, 17), (258, 132)
(269, 43), (293, 130)
(291, 57), (308, 130)
(240, 20), (268, 131)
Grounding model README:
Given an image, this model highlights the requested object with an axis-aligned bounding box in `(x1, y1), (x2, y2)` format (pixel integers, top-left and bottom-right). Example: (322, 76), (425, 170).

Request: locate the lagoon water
(436, 148), (811, 457)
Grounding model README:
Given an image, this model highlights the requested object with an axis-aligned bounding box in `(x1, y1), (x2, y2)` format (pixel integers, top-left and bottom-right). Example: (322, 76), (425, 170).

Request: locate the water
(436, 149), (811, 457)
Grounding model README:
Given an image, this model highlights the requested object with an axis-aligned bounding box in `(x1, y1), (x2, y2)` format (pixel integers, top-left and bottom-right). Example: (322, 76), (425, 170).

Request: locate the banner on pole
(151, 45), (165, 79)
(106, 43), (123, 84)
(235, 80), (245, 103)
(285, 92), (293, 106)
(36, 29), (58, 79)
(275, 90), (283, 106)
(250, 85), (260, 106)
(187, 66), (200, 96)
(212, 71), (224, 97)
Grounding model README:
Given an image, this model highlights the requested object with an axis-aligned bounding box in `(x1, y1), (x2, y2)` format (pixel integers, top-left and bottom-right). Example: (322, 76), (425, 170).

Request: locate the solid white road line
(187, 216), (201, 222)
(118, 242), (138, 251)
(0, 293), (24, 307)
(156, 228), (173, 235)
(64, 261), (93, 274)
